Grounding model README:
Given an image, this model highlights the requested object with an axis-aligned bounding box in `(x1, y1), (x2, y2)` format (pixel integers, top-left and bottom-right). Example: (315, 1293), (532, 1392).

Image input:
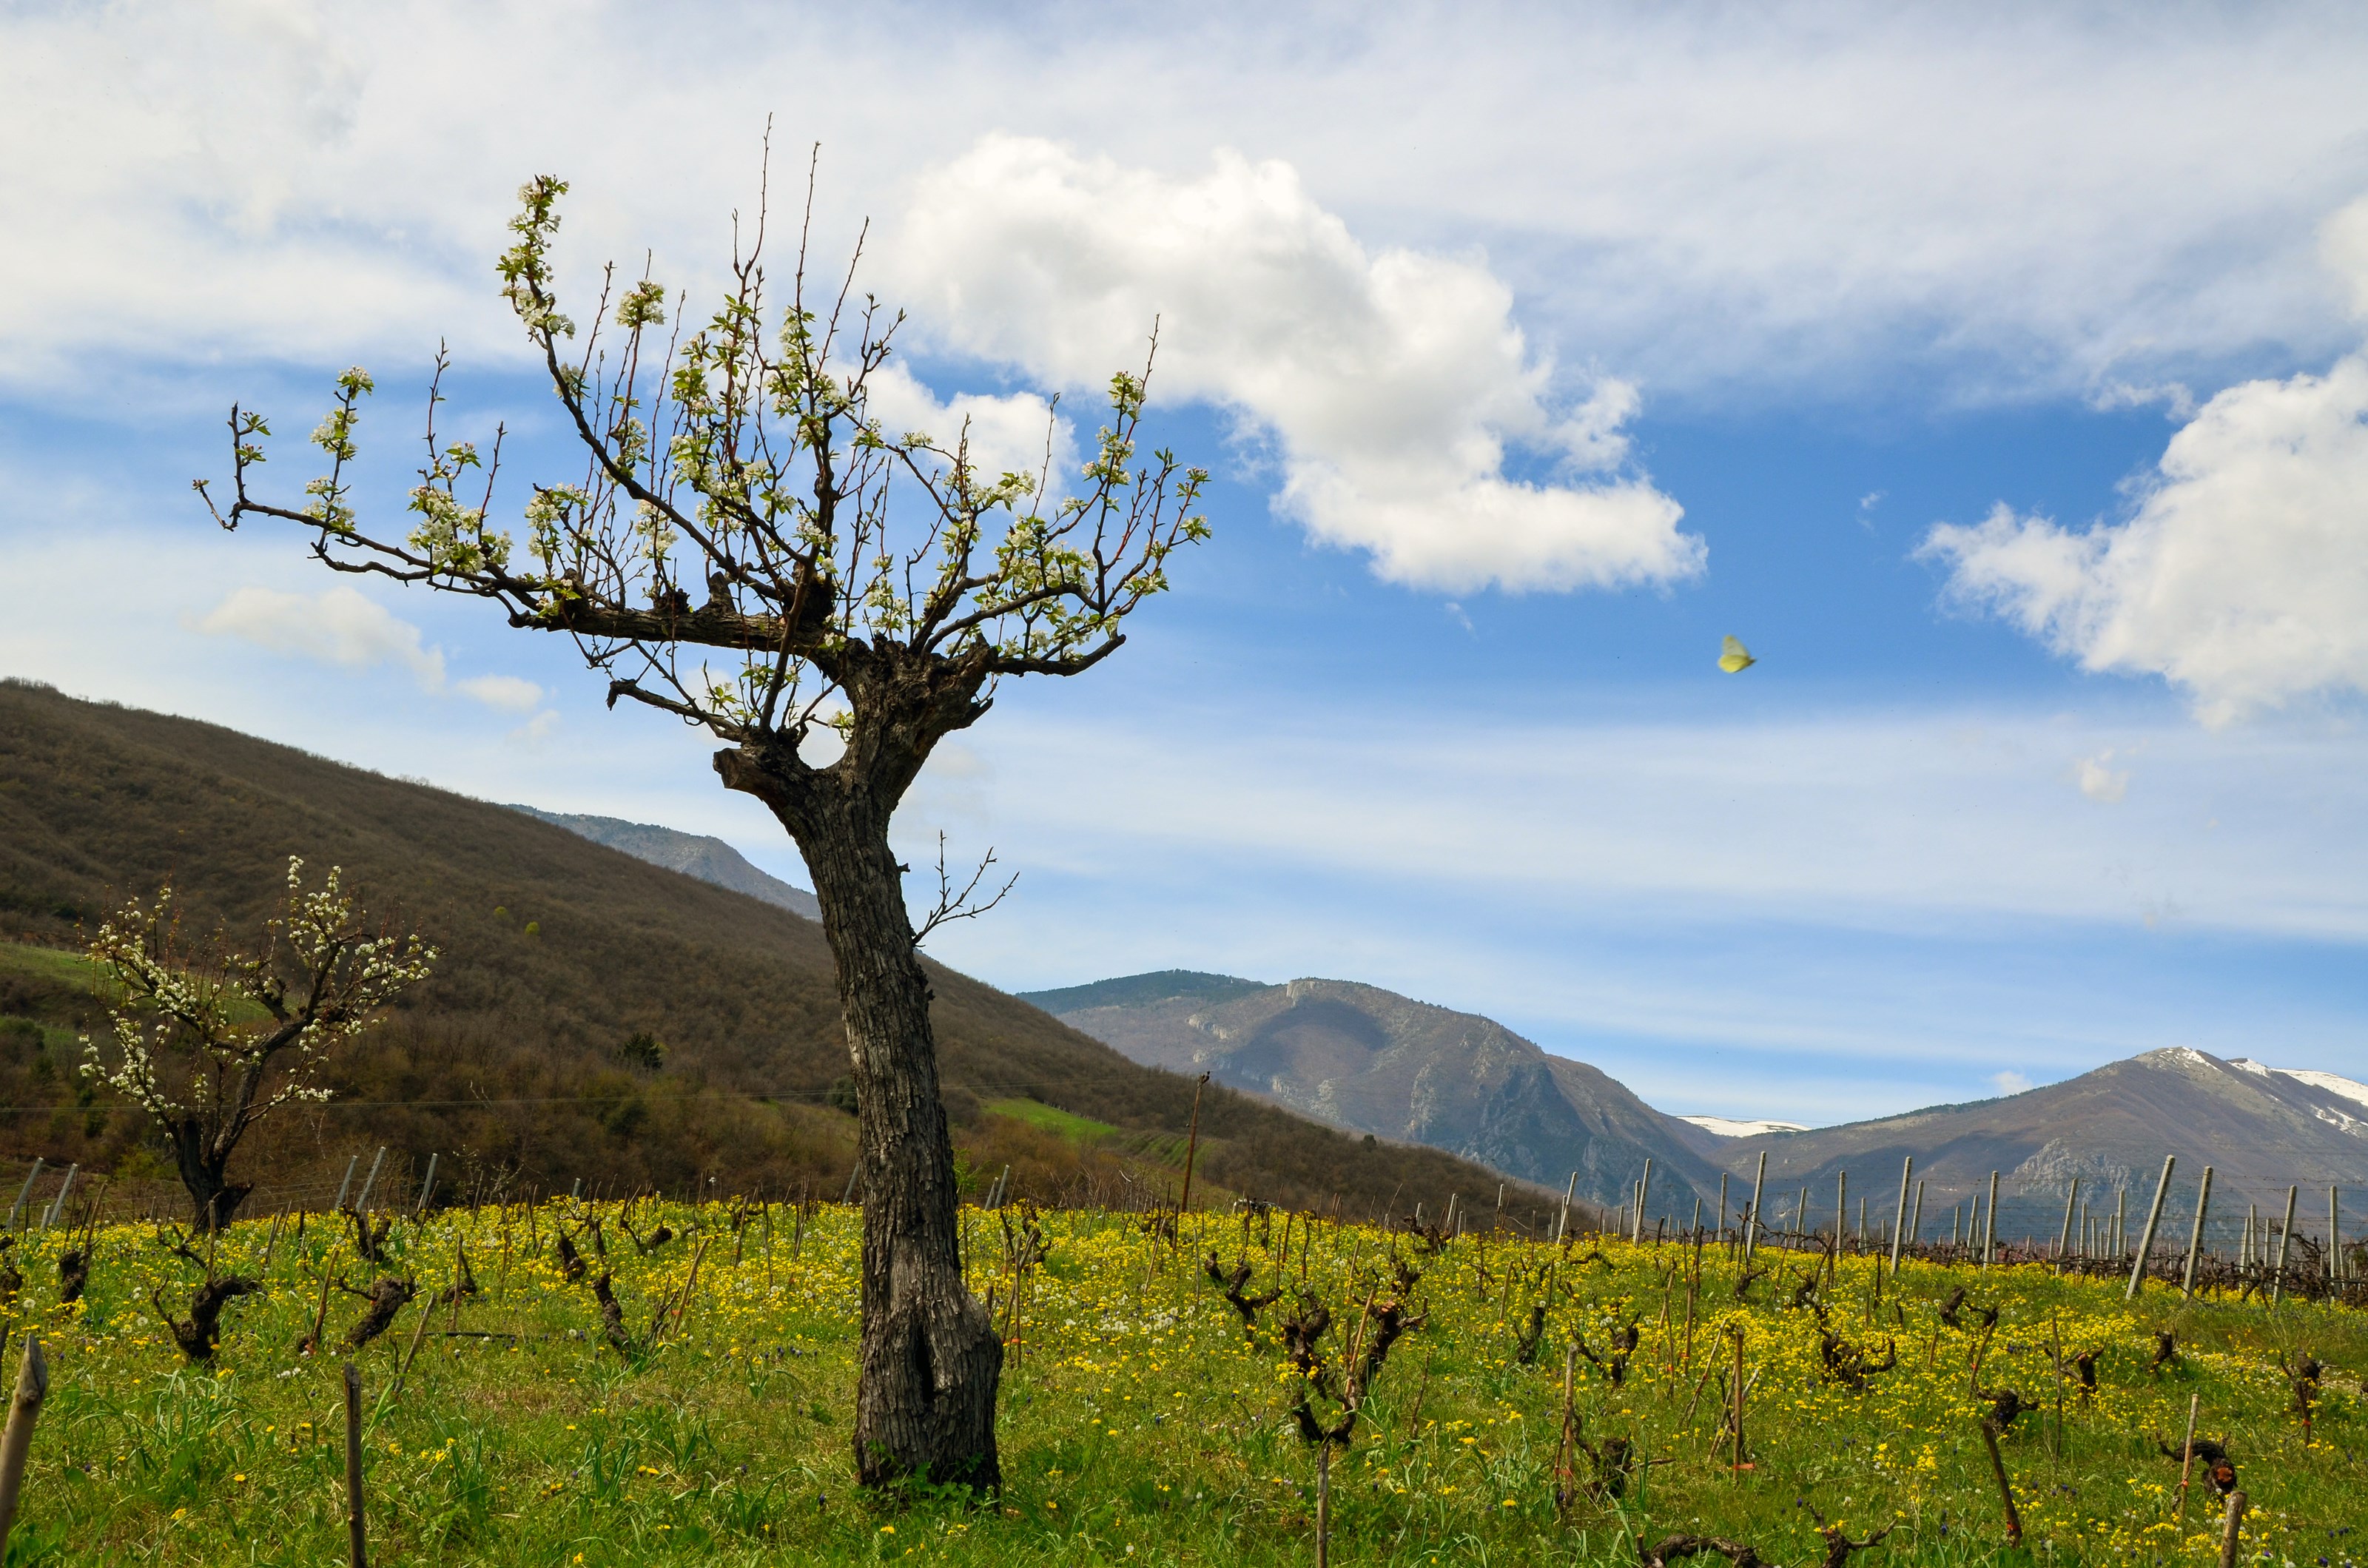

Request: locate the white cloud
(2073, 750), (2129, 804)
(862, 363), (1072, 499)
(9, 5), (2368, 410)
(1990, 1070), (2034, 1095)
(195, 585), (548, 717)
(454, 673), (543, 713)
(196, 585), (445, 687)
(1921, 351), (2368, 724)
(510, 708), (560, 742)
(895, 137), (1699, 593)
(2087, 380), (2197, 420)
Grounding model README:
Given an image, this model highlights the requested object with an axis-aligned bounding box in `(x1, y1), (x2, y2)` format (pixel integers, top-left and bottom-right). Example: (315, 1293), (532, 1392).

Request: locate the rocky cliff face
(1025, 972), (1719, 1208)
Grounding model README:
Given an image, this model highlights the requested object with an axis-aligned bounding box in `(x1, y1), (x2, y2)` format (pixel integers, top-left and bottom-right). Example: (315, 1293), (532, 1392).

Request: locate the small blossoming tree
(81, 858), (437, 1230)
(196, 164), (1208, 1491)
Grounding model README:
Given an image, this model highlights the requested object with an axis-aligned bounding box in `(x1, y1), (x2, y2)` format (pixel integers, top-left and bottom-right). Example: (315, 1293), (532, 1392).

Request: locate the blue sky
(5, 2), (2367, 1124)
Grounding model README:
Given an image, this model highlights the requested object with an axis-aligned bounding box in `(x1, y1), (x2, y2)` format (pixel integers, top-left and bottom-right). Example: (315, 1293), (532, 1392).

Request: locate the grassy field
(0, 1198), (2361, 1565)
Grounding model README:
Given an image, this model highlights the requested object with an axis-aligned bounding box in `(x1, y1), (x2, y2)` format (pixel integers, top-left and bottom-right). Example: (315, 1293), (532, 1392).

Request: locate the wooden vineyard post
(2174, 1393), (2199, 1525)
(2049, 1314), (2065, 1461)
(5, 1160), (43, 1231)
(2274, 1185), (2298, 1305)
(1555, 1341), (1578, 1502)
(2219, 1490), (2247, 1568)
(2128, 1156), (2176, 1300)
(1632, 1160), (1652, 1245)
(657, 1236), (712, 1344)
(0, 1337), (49, 1561)
(1554, 1172), (1578, 1245)
(354, 1146), (386, 1216)
(1982, 1171), (1999, 1269)
(1177, 1072), (1210, 1222)
(1681, 1263), (1698, 1370)
(390, 1290), (437, 1407)
(1910, 1180), (1925, 1259)
(2056, 1175), (2080, 1269)
(1315, 1441), (1331, 1568)
(2182, 1166), (2215, 1299)
(1978, 1411), (2024, 1546)
(1889, 1155), (1913, 1276)
(305, 1240), (341, 1355)
(1741, 1152), (1766, 1266)
(1729, 1325), (1746, 1473)
(343, 1362), (369, 1568)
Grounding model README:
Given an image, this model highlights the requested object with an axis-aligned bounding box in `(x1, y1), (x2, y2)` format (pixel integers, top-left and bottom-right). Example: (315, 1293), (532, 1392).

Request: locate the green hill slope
(0, 679), (1563, 1225)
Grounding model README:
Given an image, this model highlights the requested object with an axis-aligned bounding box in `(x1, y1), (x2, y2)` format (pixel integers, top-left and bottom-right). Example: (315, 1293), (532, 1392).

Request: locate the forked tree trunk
(169, 1120), (252, 1232)
(721, 709), (1003, 1492)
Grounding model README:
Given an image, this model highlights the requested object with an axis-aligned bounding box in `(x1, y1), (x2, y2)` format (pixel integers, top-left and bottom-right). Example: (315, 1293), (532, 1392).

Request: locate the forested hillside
(0, 680), (1567, 1222)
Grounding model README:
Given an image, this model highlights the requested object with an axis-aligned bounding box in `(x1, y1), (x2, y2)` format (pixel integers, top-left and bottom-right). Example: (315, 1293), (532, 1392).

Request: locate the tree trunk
(720, 727), (1002, 1492)
(169, 1119), (252, 1232)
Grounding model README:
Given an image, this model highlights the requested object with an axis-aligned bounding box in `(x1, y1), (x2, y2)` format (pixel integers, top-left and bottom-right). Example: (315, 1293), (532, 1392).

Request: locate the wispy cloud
(194, 585), (547, 719)
(2073, 750), (2129, 804)
(453, 673), (544, 713)
(7, 4), (2368, 406)
(896, 698), (2368, 1120)
(905, 701), (2368, 945)
(196, 585), (445, 688)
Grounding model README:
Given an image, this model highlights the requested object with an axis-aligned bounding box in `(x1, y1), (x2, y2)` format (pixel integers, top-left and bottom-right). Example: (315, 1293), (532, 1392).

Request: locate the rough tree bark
(168, 1123), (252, 1231)
(719, 650), (1003, 1487)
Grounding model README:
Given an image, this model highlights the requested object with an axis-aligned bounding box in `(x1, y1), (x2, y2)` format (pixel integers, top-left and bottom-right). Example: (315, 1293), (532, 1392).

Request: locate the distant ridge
(508, 805), (821, 920)
(1026, 971), (1720, 1208)
(1018, 971), (1269, 1015)
(1692, 1046), (2368, 1246)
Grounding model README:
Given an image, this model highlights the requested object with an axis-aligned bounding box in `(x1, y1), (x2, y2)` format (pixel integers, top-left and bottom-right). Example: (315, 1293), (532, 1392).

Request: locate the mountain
(0, 679), (1568, 1226)
(1020, 971), (1721, 1208)
(1690, 1046), (2368, 1247)
(508, 804), (821, 920)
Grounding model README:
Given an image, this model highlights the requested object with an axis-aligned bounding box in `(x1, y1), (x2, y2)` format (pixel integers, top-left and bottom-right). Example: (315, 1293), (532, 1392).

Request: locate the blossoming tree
(81, 858), (437, 1230)
(196, 171), (1208, 1490)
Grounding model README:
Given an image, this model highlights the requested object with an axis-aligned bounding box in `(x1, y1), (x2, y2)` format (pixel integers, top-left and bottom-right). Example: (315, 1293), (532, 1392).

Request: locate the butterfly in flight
(1718, 635), (1757, 673)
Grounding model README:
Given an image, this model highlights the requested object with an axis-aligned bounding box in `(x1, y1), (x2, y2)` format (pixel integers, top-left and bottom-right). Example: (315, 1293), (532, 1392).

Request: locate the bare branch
(912, 832), (1020, 946)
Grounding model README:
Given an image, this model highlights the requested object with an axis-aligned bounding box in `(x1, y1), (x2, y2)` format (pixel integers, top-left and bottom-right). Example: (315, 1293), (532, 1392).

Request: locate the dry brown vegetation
(0, 680), (1567, 1225)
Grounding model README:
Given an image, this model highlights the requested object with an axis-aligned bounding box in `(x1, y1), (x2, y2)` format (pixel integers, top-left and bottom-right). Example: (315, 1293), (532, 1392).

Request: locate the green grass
(1, 1202), (2362, 1565)
(982, 1099), (1120, 1142)
(0, 940), (98, 990)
